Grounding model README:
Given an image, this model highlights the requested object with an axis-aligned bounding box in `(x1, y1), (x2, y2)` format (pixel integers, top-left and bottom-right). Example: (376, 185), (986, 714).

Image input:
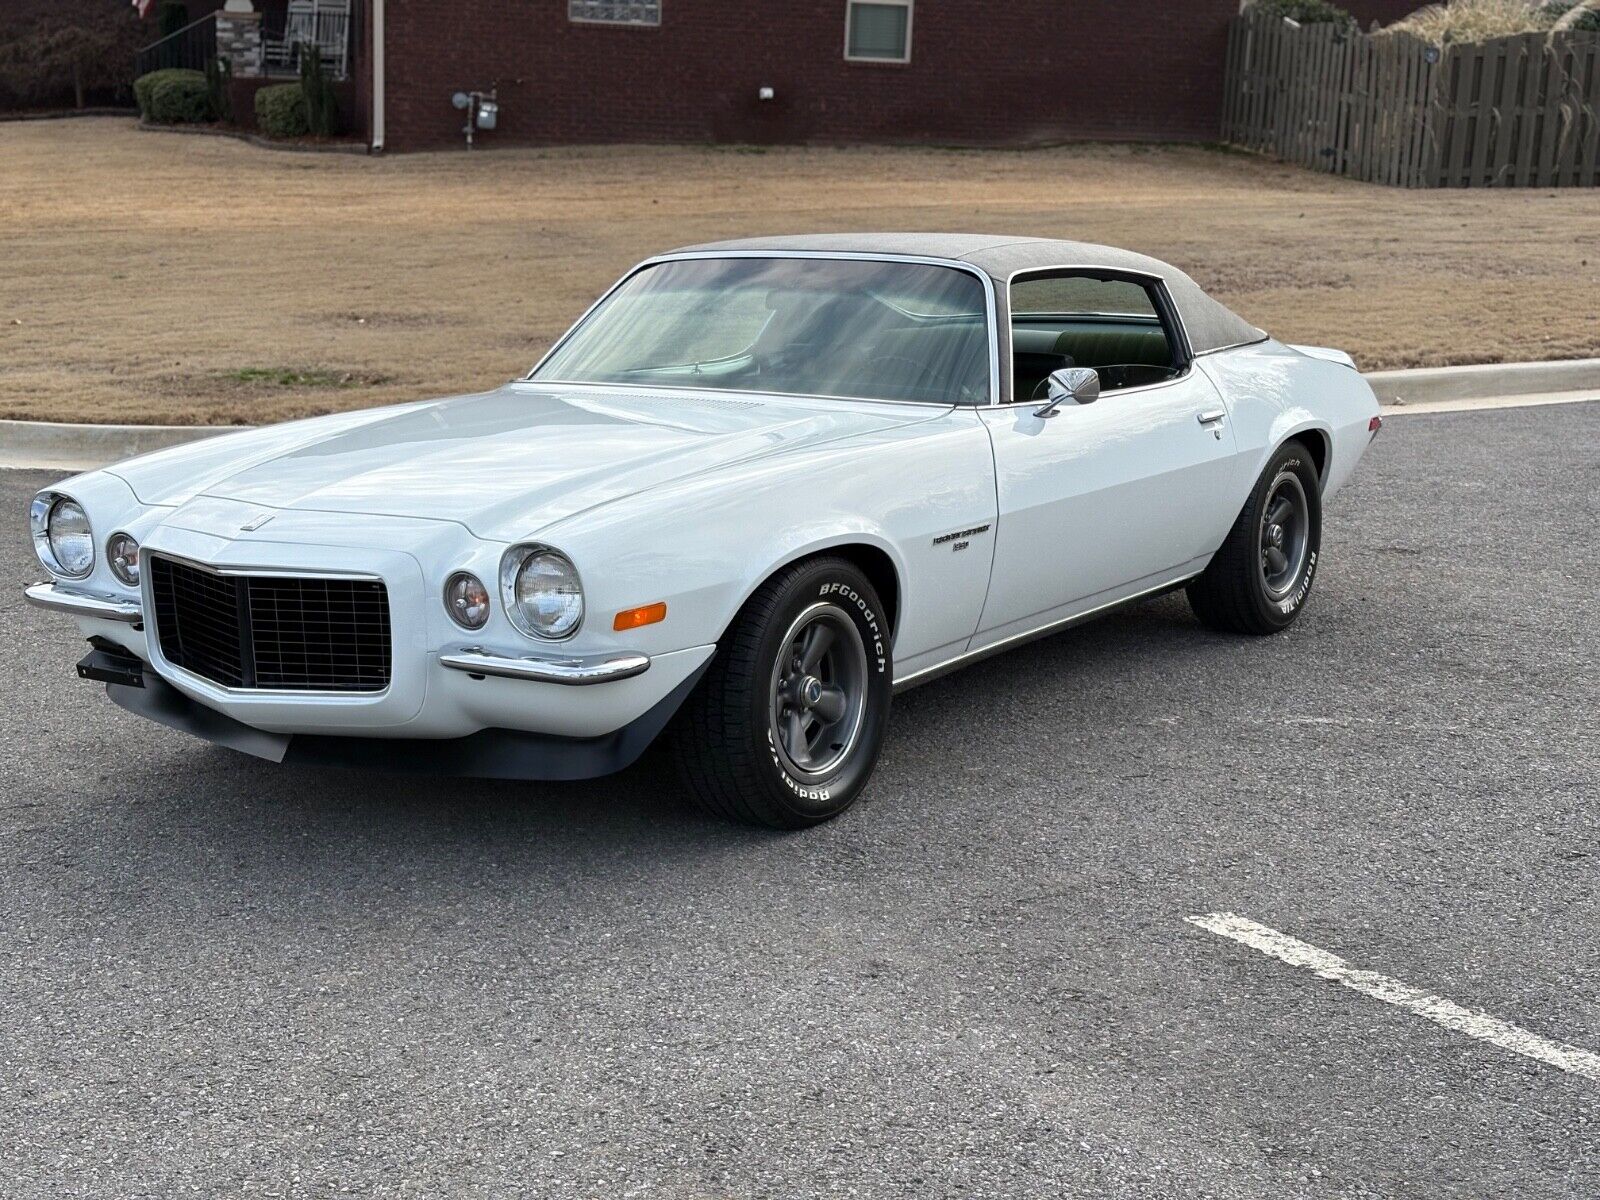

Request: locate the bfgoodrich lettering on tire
(1187, 439), (1323, 636)
(670, 556), (892, 829)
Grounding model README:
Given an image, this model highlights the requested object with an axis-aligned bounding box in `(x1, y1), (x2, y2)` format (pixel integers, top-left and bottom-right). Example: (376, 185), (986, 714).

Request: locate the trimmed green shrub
(255, 82), (308, 138)
(134, 68), (189, 118)
(134, 67), (210, 123)
(298, 44), (337, 136)
(132, 71), (156, 117)
(1245, 0), (1357, 26)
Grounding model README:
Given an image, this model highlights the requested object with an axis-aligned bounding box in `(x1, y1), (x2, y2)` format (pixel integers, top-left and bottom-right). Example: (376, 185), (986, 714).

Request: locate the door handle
(1197, 409), (1226, 425)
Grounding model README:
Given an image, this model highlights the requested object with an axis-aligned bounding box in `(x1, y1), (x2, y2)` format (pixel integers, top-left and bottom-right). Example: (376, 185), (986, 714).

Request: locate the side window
(1009, 272), (1184, 402)
(846, 0), (913, 63)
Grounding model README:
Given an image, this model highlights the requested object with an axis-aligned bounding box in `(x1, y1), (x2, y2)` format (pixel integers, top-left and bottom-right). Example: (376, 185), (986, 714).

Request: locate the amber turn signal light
(613, 601), (667, 631)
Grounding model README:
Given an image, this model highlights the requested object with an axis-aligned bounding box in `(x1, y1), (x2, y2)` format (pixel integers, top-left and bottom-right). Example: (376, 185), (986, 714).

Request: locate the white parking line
(1187, 912), (1600, 1082)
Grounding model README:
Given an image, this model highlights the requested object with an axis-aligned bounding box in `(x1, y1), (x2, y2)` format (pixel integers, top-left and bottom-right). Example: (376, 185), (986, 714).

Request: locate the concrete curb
(1364, 358), (1600, 406)
(5, 357), (1600, 472)
(1, 420), (243, 472)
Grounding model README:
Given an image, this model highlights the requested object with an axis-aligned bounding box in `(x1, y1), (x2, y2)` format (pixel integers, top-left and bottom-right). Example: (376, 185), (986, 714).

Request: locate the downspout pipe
(370, 0), (385, 152)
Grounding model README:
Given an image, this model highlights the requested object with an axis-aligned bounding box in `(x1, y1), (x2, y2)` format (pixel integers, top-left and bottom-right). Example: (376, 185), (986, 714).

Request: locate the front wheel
(670, 557), (893, 828)
(1187, 440), (1323, 635)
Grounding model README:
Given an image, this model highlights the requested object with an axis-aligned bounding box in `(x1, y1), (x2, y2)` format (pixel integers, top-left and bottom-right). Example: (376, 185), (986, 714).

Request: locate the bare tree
(0, 0), (146, 111)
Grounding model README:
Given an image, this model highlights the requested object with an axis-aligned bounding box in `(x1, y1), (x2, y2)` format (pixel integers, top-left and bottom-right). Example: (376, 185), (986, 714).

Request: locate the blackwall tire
(1187, 440), (1323, 636)
(670, 556), (893, 829)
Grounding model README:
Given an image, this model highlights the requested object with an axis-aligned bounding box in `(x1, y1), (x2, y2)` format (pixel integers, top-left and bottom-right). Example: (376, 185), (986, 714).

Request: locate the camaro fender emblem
(932, 523), (991, 553)
(239, 512), (276, 532)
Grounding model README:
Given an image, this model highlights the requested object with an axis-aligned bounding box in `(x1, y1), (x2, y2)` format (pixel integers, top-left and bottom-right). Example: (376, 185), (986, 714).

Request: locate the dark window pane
(1012, 277), (1157, 318)
(848, 3), (909, 59)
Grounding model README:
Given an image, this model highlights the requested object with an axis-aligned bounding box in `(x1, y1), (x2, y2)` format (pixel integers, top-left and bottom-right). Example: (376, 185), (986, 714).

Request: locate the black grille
(149, 555), (391, 692)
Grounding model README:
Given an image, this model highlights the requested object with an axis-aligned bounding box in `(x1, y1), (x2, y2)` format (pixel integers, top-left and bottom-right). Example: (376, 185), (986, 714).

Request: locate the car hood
(109, 383), (942, 543)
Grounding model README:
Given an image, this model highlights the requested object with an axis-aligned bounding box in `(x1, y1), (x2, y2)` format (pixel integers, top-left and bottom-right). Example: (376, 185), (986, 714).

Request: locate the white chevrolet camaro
(26, 235), (1381, 827)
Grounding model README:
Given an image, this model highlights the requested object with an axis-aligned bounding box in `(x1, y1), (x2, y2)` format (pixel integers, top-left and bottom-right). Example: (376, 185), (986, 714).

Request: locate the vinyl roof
(672, 234), (1265, 355)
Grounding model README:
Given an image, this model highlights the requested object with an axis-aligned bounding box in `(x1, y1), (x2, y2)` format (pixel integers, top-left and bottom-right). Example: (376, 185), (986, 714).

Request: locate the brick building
(209, 0), (1426, 152)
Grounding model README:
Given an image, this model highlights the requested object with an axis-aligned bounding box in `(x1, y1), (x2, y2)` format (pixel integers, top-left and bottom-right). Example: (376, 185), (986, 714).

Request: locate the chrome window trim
(844, 0), (913, 64)
(997, 265), (1197, 408)
(1193, 334), (1272, 358)
(141, 550), (393, 701)
(528, 250), (1002, 409)
(511, 378), (963, 413)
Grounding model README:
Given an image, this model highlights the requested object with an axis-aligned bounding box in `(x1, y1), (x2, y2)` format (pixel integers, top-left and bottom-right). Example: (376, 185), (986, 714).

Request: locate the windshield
(533, 256), (992, 405)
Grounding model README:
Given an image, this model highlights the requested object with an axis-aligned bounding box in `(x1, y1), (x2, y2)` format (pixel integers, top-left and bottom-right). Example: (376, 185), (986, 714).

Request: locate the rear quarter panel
(1198, 339), (1381, 503)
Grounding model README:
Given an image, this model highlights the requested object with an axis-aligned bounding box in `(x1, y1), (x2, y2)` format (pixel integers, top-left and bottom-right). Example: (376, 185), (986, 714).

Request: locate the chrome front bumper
(23, 582), (142, 623)
(439, 647), (651, 685)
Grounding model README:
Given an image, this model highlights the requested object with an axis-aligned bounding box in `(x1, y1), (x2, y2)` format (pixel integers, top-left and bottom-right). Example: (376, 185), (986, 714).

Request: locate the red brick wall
(380, 1), (1245, 152)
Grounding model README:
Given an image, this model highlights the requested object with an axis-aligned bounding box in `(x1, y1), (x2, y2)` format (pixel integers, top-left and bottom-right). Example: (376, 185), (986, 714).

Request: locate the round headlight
(443, 571), (491, 630)
(500, 546), (583, 640)
(107, 533), (141, 587)
(30, 493), (94, 579)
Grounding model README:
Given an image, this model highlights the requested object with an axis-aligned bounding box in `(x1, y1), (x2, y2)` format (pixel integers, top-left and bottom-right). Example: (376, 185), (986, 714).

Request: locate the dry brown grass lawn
(1, 118), (1596, 425)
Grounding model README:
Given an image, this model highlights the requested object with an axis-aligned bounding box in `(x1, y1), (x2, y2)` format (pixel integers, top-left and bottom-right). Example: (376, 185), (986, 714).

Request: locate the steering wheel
(1096, 363), (1172, 391)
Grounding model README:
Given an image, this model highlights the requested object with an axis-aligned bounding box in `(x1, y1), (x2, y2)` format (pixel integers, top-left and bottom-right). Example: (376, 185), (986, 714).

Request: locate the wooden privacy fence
(1222, 14), (1600, 187)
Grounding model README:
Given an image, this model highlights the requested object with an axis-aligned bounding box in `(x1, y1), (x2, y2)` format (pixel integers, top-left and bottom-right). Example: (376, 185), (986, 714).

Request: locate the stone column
(216, 1), (263, 77)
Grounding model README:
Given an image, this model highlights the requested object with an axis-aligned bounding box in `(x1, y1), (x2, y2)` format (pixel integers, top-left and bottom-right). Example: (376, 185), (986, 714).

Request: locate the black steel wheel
(671, 556), (893, 828)
(1187, 440), (1323, 635)
(1259, 469), (1312, 599)
(767, 603), (870, 780)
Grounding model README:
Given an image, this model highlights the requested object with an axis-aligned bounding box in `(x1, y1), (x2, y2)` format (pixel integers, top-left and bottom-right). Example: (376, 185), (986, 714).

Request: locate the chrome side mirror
(1034, 367), (1100, 418)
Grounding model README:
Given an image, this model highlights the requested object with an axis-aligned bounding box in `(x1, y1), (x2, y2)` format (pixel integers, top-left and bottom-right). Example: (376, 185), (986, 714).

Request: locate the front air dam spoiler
(105, 661), (711, 782)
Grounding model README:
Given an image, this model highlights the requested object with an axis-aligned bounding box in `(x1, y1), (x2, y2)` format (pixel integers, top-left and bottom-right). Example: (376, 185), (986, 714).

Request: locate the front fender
(724, 527), (907, 634)
(22, 468), (167, 658)
(536, 409), (997, 674)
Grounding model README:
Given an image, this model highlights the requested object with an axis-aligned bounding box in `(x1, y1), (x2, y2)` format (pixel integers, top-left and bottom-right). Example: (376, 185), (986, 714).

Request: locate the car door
(970, 272), (1241, 648)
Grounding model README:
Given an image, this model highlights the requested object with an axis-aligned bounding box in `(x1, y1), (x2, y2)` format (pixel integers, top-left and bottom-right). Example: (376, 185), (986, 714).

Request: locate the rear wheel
(670, 557), (893, 828)
(1187, 440), (1322, 635)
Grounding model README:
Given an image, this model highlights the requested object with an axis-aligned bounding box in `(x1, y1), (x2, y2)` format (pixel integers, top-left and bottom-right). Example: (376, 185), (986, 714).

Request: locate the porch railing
(134, 11), (218, 78)
(263, 1), (353, 79)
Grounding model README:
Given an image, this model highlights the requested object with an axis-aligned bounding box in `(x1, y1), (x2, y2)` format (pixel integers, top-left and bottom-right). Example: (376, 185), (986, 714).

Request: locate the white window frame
(844, 0), (913, 64)
(568, 0), (661, 28)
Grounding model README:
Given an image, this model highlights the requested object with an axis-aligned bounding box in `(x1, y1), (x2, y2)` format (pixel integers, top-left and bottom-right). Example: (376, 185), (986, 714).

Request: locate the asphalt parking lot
(2, 401), (1597, 1198)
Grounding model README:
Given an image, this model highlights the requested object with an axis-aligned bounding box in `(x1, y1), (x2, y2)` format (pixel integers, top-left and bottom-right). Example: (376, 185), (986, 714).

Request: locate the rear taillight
(1368, 415), (1383, 436)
